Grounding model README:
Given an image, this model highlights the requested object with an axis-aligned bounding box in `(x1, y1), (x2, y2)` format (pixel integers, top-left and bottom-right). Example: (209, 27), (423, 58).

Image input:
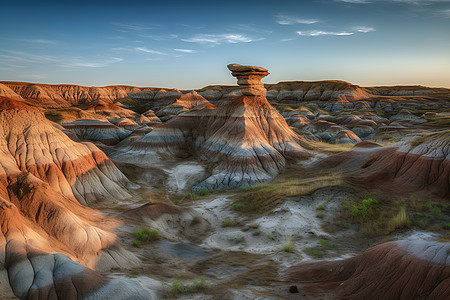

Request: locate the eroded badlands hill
(0, 97), (153, 299)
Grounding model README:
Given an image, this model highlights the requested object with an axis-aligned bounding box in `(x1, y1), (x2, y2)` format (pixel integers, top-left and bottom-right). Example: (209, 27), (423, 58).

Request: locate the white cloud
(112, 22), (154, 32)
(440, 9), (450, 16)
(352, 26), (376, 32)
(0, 51), (122, 68)
(112, 47), (166, 55)
(174, 49), (197, 53)
(182, 33), (256, 45)
(297, 30), (354, 36)
(275, 14), (319, 25)
(135, 47), (166, 55)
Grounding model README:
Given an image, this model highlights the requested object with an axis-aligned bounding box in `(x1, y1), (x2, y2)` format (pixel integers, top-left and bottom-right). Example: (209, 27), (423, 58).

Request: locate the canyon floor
(0, 71), (449, 299)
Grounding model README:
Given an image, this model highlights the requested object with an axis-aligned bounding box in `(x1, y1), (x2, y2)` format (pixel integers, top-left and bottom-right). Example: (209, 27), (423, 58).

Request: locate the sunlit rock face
(287, 240), (450, 299)
(113, 64), (310, 191)
(0, 96), (153, 299)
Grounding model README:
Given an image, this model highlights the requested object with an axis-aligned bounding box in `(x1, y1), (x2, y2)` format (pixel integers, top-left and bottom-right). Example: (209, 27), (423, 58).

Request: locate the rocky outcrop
(0, 97), (153, 299)
(317, 130), (450, 198)
(0, 82), (152, 108)
(113, 64), (310, 190)
(287, 240), (450, 299)
(62, 119), (132, 145)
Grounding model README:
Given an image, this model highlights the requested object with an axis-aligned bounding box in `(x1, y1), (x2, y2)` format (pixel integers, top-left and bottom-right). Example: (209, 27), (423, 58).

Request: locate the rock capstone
(227, 63), (269, 97)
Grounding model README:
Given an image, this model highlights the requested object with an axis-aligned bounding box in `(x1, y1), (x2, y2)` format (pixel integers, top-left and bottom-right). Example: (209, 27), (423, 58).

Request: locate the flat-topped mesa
(227, 63), (269, 97)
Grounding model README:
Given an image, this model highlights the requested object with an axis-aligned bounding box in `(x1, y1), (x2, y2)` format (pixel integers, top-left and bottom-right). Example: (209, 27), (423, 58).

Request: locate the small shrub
(185, 192), (196, 200)
(317, 203), (325, 211)
(232, 203), (242, 211)
(166, 277), (210, 296)
(191, 216), (200, 225)
(197, 188), (208, 196)
(283, 238), (294, 253)
(131, 240), (142, 248)
(174, 199), (180, 205)
(133, 228), (159, 242)
(222, 218), (230, 227)
(351, 198), (378, 222)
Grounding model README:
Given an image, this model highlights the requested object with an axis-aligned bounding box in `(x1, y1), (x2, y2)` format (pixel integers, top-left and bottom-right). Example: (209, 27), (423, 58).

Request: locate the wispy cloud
(174, 49), (197, 53)
(112, 47), (166, 55)
(352, 26), (376, 32)
(275, 14), (319, 25)
(297, 30), (354, 36)
(440, 8), (450, 16)
(112, 22), (154, 32)
(0, 51), (122, 68)
(136, 33), (178, 40)
(135, 47), (165, 55)
(182, 33), (259, 45)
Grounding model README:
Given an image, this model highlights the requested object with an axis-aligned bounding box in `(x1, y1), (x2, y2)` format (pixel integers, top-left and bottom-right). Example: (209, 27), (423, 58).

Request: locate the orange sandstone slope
(114, 64), (311, 191)
(0, 96), (152, 298)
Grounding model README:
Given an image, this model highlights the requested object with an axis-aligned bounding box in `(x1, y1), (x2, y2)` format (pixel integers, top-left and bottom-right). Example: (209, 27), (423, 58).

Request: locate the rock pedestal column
(227, 63), (269, 97)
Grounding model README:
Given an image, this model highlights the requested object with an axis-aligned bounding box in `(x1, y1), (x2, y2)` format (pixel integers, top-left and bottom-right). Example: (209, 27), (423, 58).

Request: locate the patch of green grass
(304, 238), (336, 258)
(232, 203), (242, 211)
(165, 277), (210, 296)
(185, 192), (196, 200)
(131, 240), (142, 248)
(317, 203), (325, 211)
(312, 141), (355, 153)
(350, 198), (379, 222)
(174, 199), (180, 205)
(336, 191), (448, 237)
(222, 218), (231, 227)
(197, 188), (208, 196)
(234, 172), (344, 214)
(133, 228), (159, 243)
(282, 238), (294, 253)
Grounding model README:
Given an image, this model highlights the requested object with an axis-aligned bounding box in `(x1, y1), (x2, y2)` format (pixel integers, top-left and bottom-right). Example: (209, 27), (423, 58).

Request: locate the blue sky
(1, 0), (449, 89)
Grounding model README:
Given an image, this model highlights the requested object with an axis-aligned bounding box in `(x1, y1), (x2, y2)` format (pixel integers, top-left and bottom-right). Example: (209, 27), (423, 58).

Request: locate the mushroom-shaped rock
(227, 63), (270, 97)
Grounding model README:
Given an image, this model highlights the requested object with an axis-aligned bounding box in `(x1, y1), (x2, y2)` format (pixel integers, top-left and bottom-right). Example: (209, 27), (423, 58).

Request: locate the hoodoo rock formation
(287, 240), (450, 299)
(227, 63), (270, 97)
(113, 64), (310, 190)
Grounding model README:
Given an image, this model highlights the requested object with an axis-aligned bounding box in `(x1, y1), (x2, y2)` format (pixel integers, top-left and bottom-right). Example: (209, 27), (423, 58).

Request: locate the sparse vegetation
(234, 171), (344, 214)
(191, 216), (200, 225)
(197, 188), (208, 196)
(132, 228), (159, 247)
(317, 203), (325, 211)
(282, 238), (294, 253)
(185, 192), (196, 200)
(304, 238), (336, 258)
(165, 277), (210, 296)
(222, 218), (231, 227)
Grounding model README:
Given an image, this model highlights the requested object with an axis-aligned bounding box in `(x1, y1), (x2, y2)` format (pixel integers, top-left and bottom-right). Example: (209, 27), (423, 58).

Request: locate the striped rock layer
(0, 97), (151, 299)
(120, 94), (310, 191)
(318, 131), (450, 198)
(287, 240), (450, 299)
